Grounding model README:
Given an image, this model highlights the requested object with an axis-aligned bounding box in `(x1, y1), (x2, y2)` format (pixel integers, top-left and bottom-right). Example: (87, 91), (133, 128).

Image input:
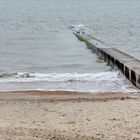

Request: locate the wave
(0, 72), (17, 78)
(0, 71), (139, 93)
(0, 71), (122, 82)
(69, 24), (84, 29)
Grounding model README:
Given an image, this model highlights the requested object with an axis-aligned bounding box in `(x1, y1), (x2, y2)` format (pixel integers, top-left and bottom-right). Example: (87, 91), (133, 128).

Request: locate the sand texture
(0, 91), (140, 140)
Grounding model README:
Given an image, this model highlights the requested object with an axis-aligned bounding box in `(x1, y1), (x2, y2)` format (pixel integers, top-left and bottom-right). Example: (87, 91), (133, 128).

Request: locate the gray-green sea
(0, 0), (139, 92)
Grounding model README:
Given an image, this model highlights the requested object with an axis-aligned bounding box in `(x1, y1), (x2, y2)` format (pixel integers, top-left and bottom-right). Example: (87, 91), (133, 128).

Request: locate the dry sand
(0, 91), (140, 140)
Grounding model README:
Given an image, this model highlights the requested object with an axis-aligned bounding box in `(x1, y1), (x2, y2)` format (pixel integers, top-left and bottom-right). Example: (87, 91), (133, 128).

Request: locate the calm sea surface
(0, 0), (139, 92)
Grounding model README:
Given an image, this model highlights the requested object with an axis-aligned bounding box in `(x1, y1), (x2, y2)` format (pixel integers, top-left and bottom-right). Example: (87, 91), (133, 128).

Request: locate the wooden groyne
(74, 32), (140, 89)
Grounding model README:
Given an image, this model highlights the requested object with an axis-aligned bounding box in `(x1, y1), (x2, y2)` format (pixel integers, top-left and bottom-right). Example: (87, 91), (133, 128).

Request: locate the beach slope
(0, 91), (140, 140)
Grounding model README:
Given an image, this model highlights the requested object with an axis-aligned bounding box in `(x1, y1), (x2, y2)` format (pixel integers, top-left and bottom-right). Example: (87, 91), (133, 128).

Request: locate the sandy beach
(0, 91), (139, 140)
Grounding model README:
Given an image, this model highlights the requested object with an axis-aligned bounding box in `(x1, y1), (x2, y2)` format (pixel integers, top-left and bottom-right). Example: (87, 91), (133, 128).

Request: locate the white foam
(0, 71), (139, 93)
(71, 24), (84, 29)
(0, 71), (123, 82)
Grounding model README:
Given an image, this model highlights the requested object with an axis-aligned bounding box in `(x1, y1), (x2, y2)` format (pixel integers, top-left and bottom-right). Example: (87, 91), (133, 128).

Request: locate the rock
(86, 118), (90, 121)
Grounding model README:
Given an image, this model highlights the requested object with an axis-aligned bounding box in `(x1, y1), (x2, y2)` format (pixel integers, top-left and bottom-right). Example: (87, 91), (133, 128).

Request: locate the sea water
(0, 0), (139, 92)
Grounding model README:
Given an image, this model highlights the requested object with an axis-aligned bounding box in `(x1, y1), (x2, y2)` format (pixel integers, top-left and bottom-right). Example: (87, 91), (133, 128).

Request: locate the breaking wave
(0, 71), (139, 93)
(0, 71), (126, 82)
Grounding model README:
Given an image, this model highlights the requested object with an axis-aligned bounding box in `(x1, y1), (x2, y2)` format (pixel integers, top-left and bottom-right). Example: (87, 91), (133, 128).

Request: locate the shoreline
(0, 91), (140, 140)
(0, 89), (138, 96)
(0, 90), (137, 102)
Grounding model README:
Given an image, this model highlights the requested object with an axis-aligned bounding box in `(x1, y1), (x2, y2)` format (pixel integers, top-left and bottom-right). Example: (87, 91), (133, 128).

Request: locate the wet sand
(0, 91), (140, 140)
